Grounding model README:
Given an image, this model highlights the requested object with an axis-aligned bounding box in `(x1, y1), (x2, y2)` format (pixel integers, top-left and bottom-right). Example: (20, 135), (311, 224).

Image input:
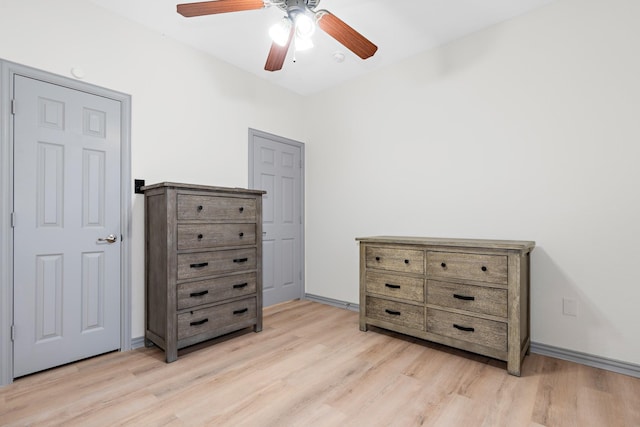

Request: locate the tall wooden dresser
(357, 236), (534, 376)
(144, 182), (265, 362)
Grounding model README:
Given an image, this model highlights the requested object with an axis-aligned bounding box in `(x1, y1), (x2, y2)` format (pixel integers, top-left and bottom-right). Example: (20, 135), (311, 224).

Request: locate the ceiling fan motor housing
(275, 0), (320, 14)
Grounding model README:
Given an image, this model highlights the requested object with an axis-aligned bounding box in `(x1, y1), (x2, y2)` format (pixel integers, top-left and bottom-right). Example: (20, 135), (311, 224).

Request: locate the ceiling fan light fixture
(269, 17), (293, 46)
(294, 12), (315, 39)
(295, 36), (313, 51)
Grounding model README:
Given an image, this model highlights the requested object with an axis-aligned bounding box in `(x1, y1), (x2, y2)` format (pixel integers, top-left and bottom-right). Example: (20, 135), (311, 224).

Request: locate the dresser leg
(254, 323), (263, 333)
(166, 350), (177, 363)
(360, 322), (368, 332)
(507, 361), (522, 377)
(166, 340), (178, 363)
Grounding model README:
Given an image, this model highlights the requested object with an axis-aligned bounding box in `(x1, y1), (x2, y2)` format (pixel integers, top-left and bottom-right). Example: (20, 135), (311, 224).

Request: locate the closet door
(13, 75), (122, 377)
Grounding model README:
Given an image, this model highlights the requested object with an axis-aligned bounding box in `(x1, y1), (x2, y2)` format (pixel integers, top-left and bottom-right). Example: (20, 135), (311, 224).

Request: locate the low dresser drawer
(427, 308), (507, 352)
(366, 271), (424, 302)
(427, 280), (507, 318)
(177, 248), (256, 280)
(177, 195), (257, 221)
(177, 297), (257, 340)
(177, 272), (257, 310)
(366, 246), (424, 275)
(366, 297), (425, 330)
(178, 223), (256, 250)
(427, 251), (507, 284)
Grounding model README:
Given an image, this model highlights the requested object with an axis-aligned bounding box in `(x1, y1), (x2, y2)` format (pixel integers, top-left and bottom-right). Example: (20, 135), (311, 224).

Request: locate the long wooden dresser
(357, 236), (535, 376)
(144, 182), (265, 362)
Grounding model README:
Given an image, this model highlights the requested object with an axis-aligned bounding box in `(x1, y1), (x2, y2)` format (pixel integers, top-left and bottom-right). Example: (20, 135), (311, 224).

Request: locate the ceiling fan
(177, 0), (378, 71)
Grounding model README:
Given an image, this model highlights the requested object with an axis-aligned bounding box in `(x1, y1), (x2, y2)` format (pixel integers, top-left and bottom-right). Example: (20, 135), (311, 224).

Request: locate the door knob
(98, 234), (118, 244)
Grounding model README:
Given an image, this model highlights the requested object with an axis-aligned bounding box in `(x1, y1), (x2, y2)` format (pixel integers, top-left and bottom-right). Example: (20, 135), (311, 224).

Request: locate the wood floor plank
(1, 300), (638, 426)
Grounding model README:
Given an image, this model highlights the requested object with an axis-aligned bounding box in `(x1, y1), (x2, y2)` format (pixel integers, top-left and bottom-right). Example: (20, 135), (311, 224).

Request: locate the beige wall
(2, 0), (639, 368)
(0, 0), (306, 338)
(305, 0), (640, 365)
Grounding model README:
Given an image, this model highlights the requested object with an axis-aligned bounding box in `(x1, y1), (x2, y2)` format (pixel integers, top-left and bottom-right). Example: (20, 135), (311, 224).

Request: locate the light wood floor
(1, 300), (639, 426)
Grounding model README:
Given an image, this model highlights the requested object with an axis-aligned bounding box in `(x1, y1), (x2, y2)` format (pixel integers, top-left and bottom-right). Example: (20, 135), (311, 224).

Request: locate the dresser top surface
(356, 236), (535, 252)
(142, 182), (266, 195)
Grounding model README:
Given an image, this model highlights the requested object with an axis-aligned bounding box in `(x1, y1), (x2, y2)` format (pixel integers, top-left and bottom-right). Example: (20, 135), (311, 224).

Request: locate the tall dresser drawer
(177, 248), (256, 280)
(177, 297), (257, 340)
(426, 308), (507, 352)
(177, 272), (257, 310)
(366, 297), (425, 330)
(427, 251), (508, 284)
(177, 195), (257, 221)
(365, 271), (424, 302)
(427, 280), (507, 318)
(366, 246), (424, 274)
(177, 223), (256, 250)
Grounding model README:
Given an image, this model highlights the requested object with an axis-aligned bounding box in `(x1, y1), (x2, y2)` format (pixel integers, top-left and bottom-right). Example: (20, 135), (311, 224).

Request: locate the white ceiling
(87, 0), (555, 95)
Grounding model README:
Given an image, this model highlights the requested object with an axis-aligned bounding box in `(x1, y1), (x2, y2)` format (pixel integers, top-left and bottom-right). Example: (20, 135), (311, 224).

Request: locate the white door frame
(0, 59), (132, 386)
(248, 128), (305, 303)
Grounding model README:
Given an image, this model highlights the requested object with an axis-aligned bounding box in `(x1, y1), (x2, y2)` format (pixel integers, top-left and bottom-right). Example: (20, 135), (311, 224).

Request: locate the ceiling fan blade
(317, 11), (378, 60)
(264, 26), (294, 72)
(177, 0), (265, 17)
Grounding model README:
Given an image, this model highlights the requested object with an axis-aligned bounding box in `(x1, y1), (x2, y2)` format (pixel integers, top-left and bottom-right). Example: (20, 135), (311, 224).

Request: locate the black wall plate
(134, 179), (145, 194)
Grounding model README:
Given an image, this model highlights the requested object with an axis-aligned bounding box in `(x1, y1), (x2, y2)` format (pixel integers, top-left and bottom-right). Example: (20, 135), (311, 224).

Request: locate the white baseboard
(304, 294), (640, 378)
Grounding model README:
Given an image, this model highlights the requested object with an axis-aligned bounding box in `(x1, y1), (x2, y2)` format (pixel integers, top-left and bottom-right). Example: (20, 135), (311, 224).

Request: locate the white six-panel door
(250, 131), (304, 307)
(13, 75), (122, 377)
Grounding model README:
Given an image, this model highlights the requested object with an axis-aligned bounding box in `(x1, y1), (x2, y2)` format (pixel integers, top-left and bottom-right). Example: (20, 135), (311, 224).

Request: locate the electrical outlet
(563, 298), (578, 317)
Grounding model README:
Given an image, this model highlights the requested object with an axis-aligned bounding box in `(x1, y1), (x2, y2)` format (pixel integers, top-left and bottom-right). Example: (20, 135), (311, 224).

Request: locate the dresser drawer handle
(453, 294), (475, 301)
(233, 283), (248, 289)
(385, 309), (401, 316)
(385, 283), (401, 289)
(481, 266), (487, 272)
(239, 232), (244, 237)
(197, 234), (204, 240)
(239, 207), (244, 213)
(190, 318), (209, 326)
(190, 290), (209, 297)
(190, 262), (209, 269)
(375, 256), (381, 261)
(233, 308), (249, 315)
(441, 262), (447, 268)
(453, 324), (475, 332)
(404, 259), (410, 264)
(197, 205), (203, 212)
(233, 258), (249, 263)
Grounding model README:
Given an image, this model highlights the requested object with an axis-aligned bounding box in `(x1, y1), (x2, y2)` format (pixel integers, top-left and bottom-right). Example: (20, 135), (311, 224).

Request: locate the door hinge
(11, 325), (15, 341)
(299, 160), (303, 169)
(11, 99), (16, 115)
(11, 212), (16, 228)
